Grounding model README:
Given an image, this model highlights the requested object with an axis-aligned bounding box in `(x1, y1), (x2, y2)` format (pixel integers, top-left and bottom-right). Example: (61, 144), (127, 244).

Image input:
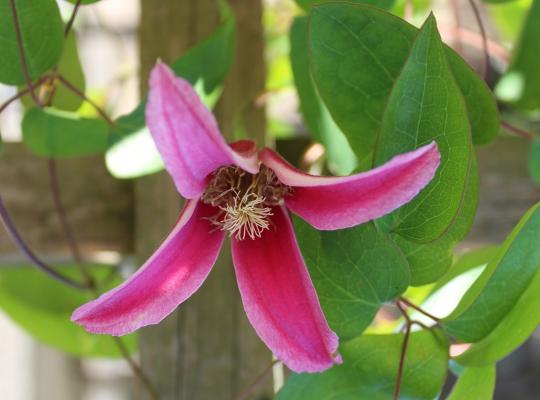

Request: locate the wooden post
(137, 1), (272, 399)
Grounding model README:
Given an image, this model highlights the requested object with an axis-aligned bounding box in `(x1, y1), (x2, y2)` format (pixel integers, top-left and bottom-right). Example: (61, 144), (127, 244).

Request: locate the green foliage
(374, 15), (474, 243)
(22, 107), (108, 157)
(105, 10), (236, 179)
(295, 0), (396, 12)
(278, 329), (449, 399)
(496, 0), (540, 109)
(66, 0), (101, 4)
(308, 4), (498, 162)
(294, 218), (409, 340)
(444, 202), (540, 353)
(0, 265), (137, 357)
(289, 16), (357, 175)
(447, 365), (496, 400)
(0, 0), (64, 85)
(529, 139), (540, 185)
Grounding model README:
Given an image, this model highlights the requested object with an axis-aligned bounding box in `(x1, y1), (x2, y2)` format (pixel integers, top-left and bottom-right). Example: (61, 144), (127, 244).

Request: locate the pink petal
(260, 142), (440, 230)
(72, 200), (224, 336)
(231, 206), (341, 373)
(145, 62), (259, 199)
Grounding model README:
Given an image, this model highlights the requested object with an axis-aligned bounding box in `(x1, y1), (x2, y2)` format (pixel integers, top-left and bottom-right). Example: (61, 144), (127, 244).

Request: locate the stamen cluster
(201, 166), (292, 240)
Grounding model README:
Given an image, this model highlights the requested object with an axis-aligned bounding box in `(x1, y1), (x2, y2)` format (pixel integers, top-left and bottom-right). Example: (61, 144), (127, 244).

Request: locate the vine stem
(394, 302), (412, 400)
(8, 0), (42, 107)
(56, 74), (115, 126)
(0, 195), (88, 289)
(64, 0), (83, 37)
(47, 159), (95, 289)
(398, 297), (440, 322)
(234, 359), (279, 400)
(394, 323), (411, 400)
(501, 120), (535, 141)
(113, 337), (160, 400)
(468, 0), (490, 80)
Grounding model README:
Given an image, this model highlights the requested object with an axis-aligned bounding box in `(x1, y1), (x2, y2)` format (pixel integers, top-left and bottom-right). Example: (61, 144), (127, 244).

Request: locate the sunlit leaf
(443, 202), (540, 364)
(447, 365), (496, 400)
(105, 11), (235, 179)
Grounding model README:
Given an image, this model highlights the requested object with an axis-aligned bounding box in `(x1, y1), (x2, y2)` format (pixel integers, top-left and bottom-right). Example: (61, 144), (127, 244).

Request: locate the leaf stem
(468, 0), (489, 80)
(113, 337), (160, 400)
(234, 359), (278, 400)
(56, 74), (115, 126)
(64, 0), (83, 37)
(398, 297), (440, 322)
(8, 0), (42, 107)
(0, 195), (88, 289)
(501, 120), (535, 141)
(393, 310), (412, 400)
(47, 159), (96, 289)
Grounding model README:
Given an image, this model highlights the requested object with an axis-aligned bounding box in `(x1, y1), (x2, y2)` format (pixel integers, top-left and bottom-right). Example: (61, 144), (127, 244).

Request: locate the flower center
(201, 165), (292, 240)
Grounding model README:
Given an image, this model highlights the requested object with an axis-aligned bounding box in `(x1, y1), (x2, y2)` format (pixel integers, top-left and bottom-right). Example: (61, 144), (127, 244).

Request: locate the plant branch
(113, 337), (160, 400)
(8, 0), (42, 107)
(501, 120), (535, 141)
(64, 0), (83, 37)
(0, 195), (88, 289)
(56, 74), (115, 126)
(398, 297), (440, 322)
(47, 159), (96, 289)
(468, 0), (490, 80)
(394, 304), (412, 400)
(234, 359), (279, 400)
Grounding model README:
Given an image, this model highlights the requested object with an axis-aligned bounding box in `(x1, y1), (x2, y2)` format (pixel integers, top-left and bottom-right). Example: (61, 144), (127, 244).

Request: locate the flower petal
(72, 200), (224, 335)
(231, 206), (341, 373)
(146, 62), (259, 199)
(260, 142), (440, 230)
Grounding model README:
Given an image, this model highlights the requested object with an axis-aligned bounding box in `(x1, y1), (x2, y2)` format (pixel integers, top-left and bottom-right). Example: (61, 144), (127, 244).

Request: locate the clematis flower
(72, 62), (440, 373)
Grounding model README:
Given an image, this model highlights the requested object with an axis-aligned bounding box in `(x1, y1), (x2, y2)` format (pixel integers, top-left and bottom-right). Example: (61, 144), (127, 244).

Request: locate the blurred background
(1, 0), (540, 399)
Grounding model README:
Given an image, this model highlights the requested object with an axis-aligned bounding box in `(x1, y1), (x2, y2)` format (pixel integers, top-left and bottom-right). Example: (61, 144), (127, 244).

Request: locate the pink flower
(71, 62), (440, 373)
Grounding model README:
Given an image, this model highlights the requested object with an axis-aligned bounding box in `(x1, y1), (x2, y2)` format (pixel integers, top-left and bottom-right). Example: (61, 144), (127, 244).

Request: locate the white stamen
(219, 192), (273, 240)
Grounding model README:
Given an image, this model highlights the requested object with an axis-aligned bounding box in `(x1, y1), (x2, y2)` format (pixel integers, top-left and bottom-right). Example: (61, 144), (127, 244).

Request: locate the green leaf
(278, 329), (449, 400)
(0, 265), (137, 358)
(22, 107), (108, 157)
(0, 0), (64, 85)
(390, 153), (479, 285)
(495, 0), (540, 110)
(447, 365), (496, 400)
(373, 15), (474, 243)
(289, 16), (357, 175)
(105, 11), (235, 179)
(308, 3), (498, 162)
(529, 139), (540, 185)
(444, 202), (540, 347)
(294, 217), (409, 340)
(295, 0), (396, 12)
(50, 31), (86, 111)
(66, 0), (101, 4)
(277, 366), (387, 400)
(20, 32), (85, 111)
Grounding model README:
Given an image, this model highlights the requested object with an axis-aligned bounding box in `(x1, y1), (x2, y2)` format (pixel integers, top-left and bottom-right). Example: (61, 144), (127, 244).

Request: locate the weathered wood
(0, 143), (133, 256)
(137, 1), (272, 399)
